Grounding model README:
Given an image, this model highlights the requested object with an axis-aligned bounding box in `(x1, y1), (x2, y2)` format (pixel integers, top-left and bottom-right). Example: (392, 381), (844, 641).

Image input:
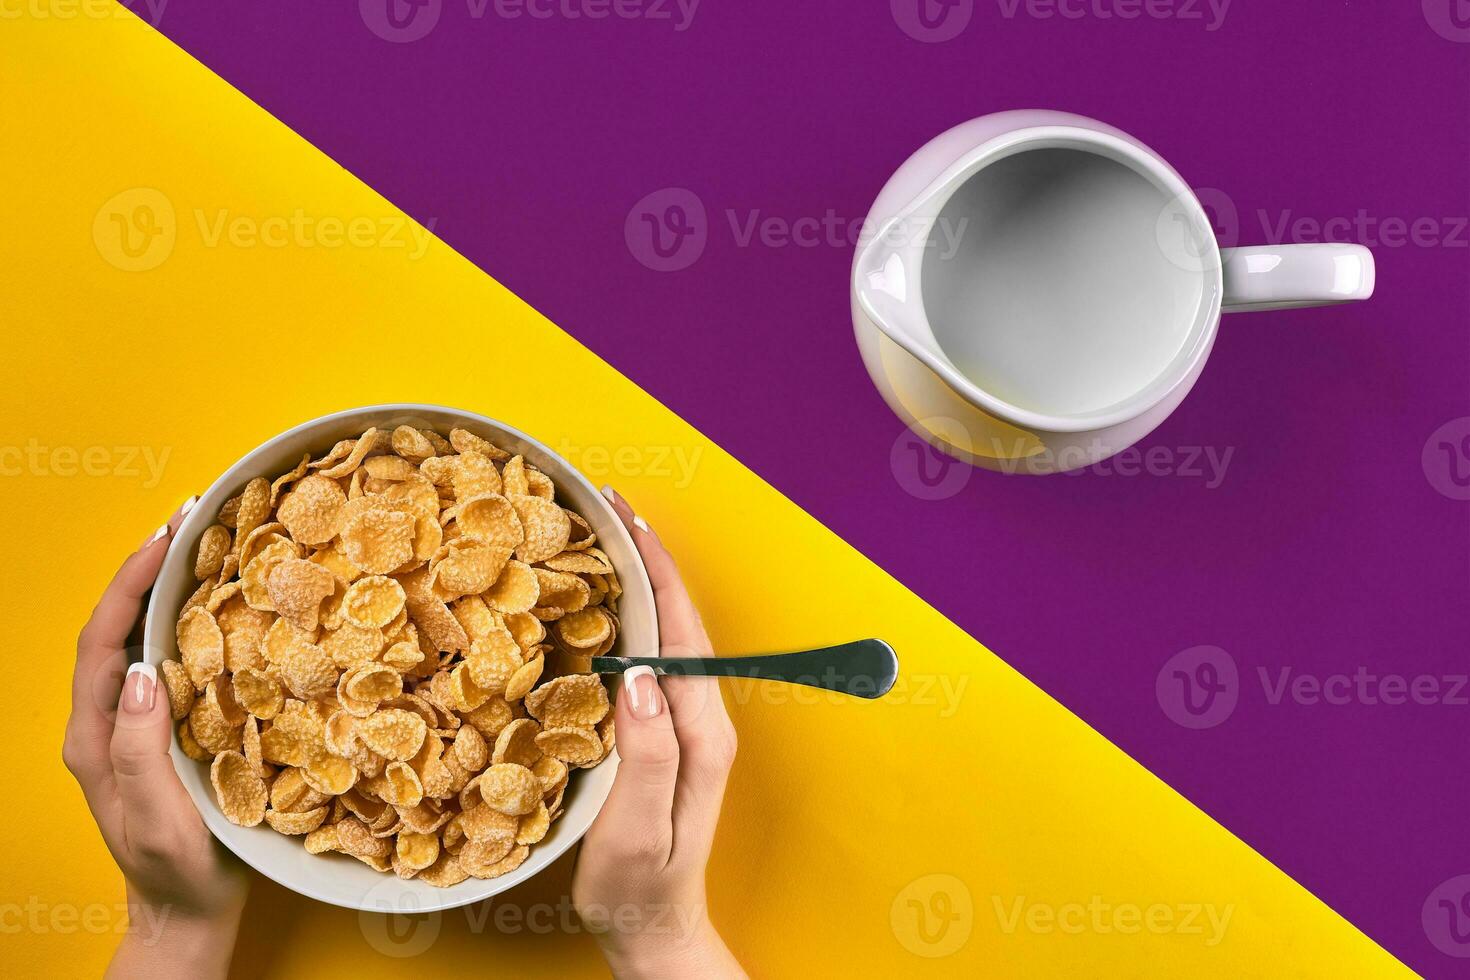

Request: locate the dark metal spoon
(591, 638), (898, 700)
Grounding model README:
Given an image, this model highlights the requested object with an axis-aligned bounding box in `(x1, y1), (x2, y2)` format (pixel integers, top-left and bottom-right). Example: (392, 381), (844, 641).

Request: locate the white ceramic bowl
(141, 404), (656, 913)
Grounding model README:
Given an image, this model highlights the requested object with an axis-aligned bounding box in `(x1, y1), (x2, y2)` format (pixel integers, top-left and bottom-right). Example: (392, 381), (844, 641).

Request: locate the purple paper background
(141, 1), (1469, 973)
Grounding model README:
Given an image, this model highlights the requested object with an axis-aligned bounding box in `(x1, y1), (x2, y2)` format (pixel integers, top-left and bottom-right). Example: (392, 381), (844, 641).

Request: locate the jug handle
(1220, 243), (1374, 313)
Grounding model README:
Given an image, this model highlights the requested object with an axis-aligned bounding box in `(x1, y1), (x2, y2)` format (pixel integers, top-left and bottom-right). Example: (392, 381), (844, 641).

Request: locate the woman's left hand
(64, 500), (248, 979)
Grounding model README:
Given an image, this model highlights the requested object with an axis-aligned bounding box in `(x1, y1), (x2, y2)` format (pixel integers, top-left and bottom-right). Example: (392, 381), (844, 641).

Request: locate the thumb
(109, 663), (197, 842)
(588, 666), (680, 862)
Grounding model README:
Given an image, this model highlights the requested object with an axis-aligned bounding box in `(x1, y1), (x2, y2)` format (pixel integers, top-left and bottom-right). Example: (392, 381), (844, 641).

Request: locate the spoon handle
(590, 638), (898, 700)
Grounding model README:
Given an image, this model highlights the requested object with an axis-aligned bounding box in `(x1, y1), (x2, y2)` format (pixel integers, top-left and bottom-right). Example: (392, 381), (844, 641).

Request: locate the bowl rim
(141, 403), (657, 912)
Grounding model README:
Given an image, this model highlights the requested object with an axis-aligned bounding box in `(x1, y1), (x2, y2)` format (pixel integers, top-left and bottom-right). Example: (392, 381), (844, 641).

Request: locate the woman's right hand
(572, 487), (745, 979)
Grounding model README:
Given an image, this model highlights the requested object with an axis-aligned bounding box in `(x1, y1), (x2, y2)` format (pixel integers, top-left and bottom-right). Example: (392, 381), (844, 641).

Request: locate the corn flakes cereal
(277, 474), (347, 546)
(452, 725), (489, 773)
(419, 852), (469, 887)
(500, 456), (529, 497)
(357, 708), (428, 761)
(504, 654), (544, 702)
(464, 842), (529, 880)
(240, 538), (300, 612)
(532, 756), (568, 796)
(268, 767), (327, 813)
(504, 611), (546, 651)
(466, 628), (521, 693)
(516, 803), (551, 845)
(269, 453), (311, 507)
(396, 831), (440, 873)
(534, 726), (605, 767)
(341, 508), (415, 575)
(542, 548), (614, 575)
(565, 511), (596, 550)
(553, 607), (612, 651)
(532, 568), (590, 615)
(233, 478), (272, 543)
(317, 428), (381, 480)
(303, 754), (358, 796)
(195, 525), (231, 580)
(160, 658), (196, 720)
(211, 750), (267, 827)
(525, 673), (610, 728)
(492, 718), (542, 769)
(510, 496), (570, 563)
(431, 538), (512, 597)
(462, 697), (515, 741)
(455, 494), (522, 549)
(451, 452), (502, 499)
(320, 622), (386, 669)
(277, 639), (337, 701)
(171, 424), (620, 885)
(365, 454), (415, 482)
(266, 558), (336, 631)
(449, 427), (510, 461)
(338, 662), (402, 717)
(341, 575), (406, 629)
(266, 805), (328, 836)
(391, 425), (435, 463)
(474, 763), (541, 816)
(177, 719), (211, 761)
(484, 559), (539, 615)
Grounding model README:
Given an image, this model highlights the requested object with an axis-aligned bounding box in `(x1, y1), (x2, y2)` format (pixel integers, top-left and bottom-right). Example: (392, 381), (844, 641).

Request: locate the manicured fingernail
(600, 485), (618, 505)
(180, 494), (199, 516)
(122, 662), (157, 714)
(143, 522), (170, 549)
(624, 665), (662, 719)
(632, 514), (650, 534)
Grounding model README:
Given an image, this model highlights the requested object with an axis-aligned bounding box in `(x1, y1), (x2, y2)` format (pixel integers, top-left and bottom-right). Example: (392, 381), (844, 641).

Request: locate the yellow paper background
(0, 10), (1406, 977)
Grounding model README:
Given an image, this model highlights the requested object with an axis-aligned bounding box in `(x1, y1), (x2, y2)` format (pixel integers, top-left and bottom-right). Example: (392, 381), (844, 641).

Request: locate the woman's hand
(64, 499), (248, 980)
(573, 488), (745, 979)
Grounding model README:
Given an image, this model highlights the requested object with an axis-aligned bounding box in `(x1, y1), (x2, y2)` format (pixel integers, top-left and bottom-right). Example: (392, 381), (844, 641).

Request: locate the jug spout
(852, 218), (939, 361)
